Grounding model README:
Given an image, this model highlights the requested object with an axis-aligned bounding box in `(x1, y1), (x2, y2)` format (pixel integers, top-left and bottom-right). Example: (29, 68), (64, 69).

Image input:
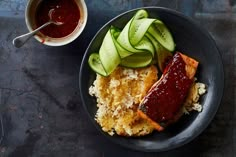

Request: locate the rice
(183, 81), (207, 113)
(89, 66), (207, 136)
(89, 65), (158, 136)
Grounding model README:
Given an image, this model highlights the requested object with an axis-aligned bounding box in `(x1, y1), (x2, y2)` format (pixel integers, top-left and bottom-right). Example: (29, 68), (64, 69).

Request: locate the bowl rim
(25, 0), (88, 46)
(79, 6), (224, 152)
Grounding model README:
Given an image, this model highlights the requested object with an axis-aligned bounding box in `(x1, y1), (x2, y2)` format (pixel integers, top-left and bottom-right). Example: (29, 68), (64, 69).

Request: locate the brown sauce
(139, 52), (193, 124)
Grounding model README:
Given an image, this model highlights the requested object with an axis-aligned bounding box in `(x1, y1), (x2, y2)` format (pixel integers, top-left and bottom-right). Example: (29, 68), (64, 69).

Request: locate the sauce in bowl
(35, 0), (80, 38)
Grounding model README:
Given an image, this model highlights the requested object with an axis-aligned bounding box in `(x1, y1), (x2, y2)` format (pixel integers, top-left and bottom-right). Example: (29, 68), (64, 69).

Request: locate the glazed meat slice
(138, 52), (198, 131)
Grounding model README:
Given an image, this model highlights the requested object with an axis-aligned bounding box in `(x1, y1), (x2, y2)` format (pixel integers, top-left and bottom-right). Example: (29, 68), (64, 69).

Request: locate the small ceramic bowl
(25, 0), (87, 46)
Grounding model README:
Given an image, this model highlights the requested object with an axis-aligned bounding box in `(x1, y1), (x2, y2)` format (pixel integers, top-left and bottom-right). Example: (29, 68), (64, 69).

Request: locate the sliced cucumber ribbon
(88, 9), (175, 76)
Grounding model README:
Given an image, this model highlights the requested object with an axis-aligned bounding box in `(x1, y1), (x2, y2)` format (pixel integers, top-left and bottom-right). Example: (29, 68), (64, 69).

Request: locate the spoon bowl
(24, 0), (87, 47)
(13, 9), (63, 48)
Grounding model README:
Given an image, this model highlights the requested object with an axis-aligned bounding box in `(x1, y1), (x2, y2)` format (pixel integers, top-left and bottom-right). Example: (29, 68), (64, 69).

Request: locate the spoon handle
(13, 21), (52, 48)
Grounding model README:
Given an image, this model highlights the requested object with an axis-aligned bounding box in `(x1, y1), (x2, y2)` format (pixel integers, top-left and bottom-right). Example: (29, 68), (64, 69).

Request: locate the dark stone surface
(0, 0), (235, 156)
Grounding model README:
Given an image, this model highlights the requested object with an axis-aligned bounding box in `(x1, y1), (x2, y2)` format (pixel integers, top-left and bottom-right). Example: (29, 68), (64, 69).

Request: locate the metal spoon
(13, 9), (63, 48)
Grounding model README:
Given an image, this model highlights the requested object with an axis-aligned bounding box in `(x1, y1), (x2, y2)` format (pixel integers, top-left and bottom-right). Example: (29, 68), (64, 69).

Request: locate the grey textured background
(0, 0), (235, 156)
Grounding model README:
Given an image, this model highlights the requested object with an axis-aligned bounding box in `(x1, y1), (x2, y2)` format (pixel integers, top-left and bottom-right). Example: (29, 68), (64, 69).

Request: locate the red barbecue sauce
(35, 0), (80, 38)
(139, 53), (193, 124)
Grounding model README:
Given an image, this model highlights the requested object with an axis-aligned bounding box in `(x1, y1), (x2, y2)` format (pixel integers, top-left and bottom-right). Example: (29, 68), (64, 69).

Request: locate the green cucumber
(117, 20), (141, 53)
(148, 20), (175, 52)
(120, 52), (153, 68)
(134, 35), (155, 57)
(110, 26), (133, 58)
(119, 36), (154, 68)
(88, 9), (176, 76)
(88, 53), (107, 76)
(117, 10), (155, 57)
(129, 10), (155, 45)
(89, 28), (121, 76)
(146, 33), (173, 72)
(99, 28), (121, 76)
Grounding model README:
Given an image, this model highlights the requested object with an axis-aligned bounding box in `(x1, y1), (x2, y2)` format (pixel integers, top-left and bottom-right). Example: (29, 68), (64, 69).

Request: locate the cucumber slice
(146, 33), (173, 72)
(120, 52), (153, 68)
(145, 33), (160, 52)
(110, 26), (133, 58)
(117, 10), (155, 59)
(99, 28), (121, 75)
(88, 9), (176, 76)
(88, 53), (107, 76)
(134, 35), (155, 57)
(129, 10), (155, 45)
(129, 18), (155, 46)
(148, 20), (175, 52)
(117, 20), (141, 52)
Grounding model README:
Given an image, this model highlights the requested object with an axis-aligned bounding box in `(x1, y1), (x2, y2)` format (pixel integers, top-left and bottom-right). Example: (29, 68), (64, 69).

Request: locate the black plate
(79, 7), (224, 152)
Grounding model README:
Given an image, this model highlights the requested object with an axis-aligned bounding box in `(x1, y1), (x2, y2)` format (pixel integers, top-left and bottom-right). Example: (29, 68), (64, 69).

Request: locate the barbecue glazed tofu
(138, 52), (199, 131)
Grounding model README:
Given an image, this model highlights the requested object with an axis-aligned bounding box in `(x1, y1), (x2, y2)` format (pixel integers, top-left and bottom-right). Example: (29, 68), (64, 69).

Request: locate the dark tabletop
(0, 0), (235, 157)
